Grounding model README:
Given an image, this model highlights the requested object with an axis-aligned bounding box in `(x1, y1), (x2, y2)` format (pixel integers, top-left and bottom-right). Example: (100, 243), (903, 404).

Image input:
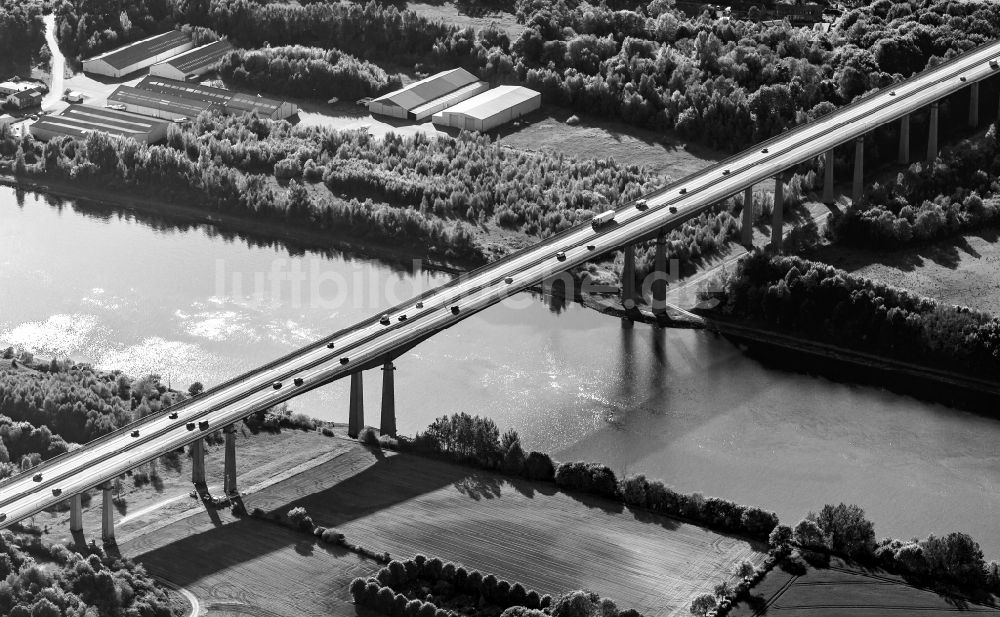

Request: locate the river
(1, 186), (998, 556)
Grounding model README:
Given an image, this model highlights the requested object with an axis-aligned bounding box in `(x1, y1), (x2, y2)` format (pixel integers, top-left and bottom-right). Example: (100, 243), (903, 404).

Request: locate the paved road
(2, 39), (999, 528)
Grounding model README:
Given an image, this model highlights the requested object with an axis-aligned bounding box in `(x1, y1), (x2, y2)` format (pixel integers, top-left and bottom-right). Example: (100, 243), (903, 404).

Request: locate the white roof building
(368, 68), (488, 121)
(432, 86), (541, 132)
(83, 31), (194, 78)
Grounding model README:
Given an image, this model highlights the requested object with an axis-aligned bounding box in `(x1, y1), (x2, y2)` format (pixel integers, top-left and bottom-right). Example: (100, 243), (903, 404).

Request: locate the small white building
(432, 86), (541, 132)
(149, 39), (234, 81)
(83, 31), (193, 79)
(368, 68), (487, 121)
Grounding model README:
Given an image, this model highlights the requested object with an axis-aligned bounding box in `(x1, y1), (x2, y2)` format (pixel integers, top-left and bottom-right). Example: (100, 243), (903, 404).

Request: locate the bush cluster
(0, 532), (178, 616)
(828, 125), (1000, 246)
(617, 474), (778, 540)
(413, 414), (556, 481)
(218, 44), (403, 101)
(351, 557), (645, 617)
(711, 252), (1000, 379)
(243, 403), (316, 433)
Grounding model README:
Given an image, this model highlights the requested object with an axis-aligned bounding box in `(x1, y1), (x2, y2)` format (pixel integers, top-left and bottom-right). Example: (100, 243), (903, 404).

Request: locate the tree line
(217, 45), (403, 101)
(0, 0), (45, 76)
(711, 252), (1000, 379)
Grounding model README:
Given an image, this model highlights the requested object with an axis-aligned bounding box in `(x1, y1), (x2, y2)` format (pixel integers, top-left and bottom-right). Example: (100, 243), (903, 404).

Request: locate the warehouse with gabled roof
(107, 85), (222, 120)
(83, 31), (194, 78)
(432, 86), (541, 132)
(29, 105), (170, 144)
(134, 76), (297, 120)
(149, 40), (234, 81)
(368, 68), (488, 121)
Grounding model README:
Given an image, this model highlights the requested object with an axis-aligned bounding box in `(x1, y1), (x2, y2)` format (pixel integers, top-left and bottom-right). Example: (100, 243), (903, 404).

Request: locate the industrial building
(134, 76), (298, 120)
(432, 86), (541, 132)
(28, 105), (169, 144)
(149, 39), (234, 81)
(368, 68), (488, 121)
(0, 80), (44, 109)
(83, 31), (193, 78)
(107, 85), (221, 121)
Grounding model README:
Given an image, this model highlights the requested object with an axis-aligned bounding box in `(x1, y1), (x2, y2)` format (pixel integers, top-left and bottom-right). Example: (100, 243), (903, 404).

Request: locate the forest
(0, 533), (178, 617)
(711, 252), (1000, 378)
(0, 0), (45, 76)
(48, 0), (1000, 154)
(217, 45), (403, 101)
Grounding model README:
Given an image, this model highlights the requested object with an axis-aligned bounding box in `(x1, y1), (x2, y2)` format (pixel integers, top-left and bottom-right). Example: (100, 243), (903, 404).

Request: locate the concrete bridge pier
(380, 360), (396, 437)
(969, 81), (979, 127)
(770, 174), (785, 253)
(70, 493), (83, 533)
(101, 482), (114, 542)
(223, 424), (237, 496)
(621, 243), (637, 308)
(852, 136), (864, 205)
(822, 149), (834, 204)
(741, 187), (753, 248)
(652, 230), (668, 314)
(927, 102), (939, 161)
(898, 114), (910, 165)
(191, 437), (205, 485)
(348, 371), (364, 438)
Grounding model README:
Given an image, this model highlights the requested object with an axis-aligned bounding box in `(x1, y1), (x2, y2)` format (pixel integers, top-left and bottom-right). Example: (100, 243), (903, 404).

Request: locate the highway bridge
(2, 40), (1000, 540)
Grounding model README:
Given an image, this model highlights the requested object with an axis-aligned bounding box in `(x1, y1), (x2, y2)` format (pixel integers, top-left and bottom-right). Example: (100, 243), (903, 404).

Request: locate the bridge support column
(969, 81), (979, 127)
(348, 371), (364, 438)
(621, 243), (636, 309)
(652, 230), (667, 314)
(898, 114), (910, 165)
(822, 149), (834, 204)
(380, 361), (396, 437)
(770, 175), (784, 253)
(191, 438), (205, 485)
(101, 482), (114, 542)
(223, 425), (237, 496)
(70, 493), (83, 533)
(741, 187), (753, 248)
(927, 102), (939, 162)
(852, 136), (864, 205)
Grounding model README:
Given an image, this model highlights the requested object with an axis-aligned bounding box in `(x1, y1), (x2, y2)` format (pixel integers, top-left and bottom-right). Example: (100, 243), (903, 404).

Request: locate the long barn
(83, 31), (194, 79)
(368, 68), (488, 121)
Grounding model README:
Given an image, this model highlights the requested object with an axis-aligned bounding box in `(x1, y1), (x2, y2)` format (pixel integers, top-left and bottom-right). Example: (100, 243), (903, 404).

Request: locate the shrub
(540, 595), (552, 609)
(689, 593), (717, 617)
(552, 590), (601, 617)
(441, 562), (456, 581)
(406, 599), (423, 617)
(501, 609), (547, 617)
(525, 590), (541, 609)
(620, 475), (648, 508)
(287, 507), (314, 533)
(349, 577), (367, 601)
(467, 569), (483, 593)
(793, 519), (828, 550)
(509, 582), (528, 607)
(376, 587), (396, 614)
(359, 427), (381, 447)
(502, 441), (527, 476)
(321, 427), (334, 437)
(565, 115), (580, 126)
(388, 560), (407, 586)
(815, 503), (876, 558)
(419, 603), (437, 617)
(768, 524), (793, 551)
(427, 557), (444, 579)
(453, 566), (468, 589)
(740, 506), (780, 539)
(496, 579), (512, 605)
(393, 593), (409, 617)
(524, 451), (555, 481)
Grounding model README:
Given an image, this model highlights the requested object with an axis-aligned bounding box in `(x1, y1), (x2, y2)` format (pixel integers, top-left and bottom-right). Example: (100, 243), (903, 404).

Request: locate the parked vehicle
(64, 91), (83, 103)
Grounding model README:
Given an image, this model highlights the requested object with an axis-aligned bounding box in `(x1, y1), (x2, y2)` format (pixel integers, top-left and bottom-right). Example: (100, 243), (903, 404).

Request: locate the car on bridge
(272, 381), (282, 389)
(32, 473), (42, 482)
(635, 199), (648, 211)
(380, 314), (391, 325)
(294, 377), (304, 386)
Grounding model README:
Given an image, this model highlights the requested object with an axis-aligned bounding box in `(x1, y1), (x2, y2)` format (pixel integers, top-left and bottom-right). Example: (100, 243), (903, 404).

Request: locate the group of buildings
(0, 80), (45, 110)
(368, 68), (541, 132)
(29, 30), (295, 144)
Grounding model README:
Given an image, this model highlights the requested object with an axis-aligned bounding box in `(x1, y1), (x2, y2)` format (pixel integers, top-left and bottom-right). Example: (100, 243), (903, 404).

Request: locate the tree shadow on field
(452, 472), (502, 501)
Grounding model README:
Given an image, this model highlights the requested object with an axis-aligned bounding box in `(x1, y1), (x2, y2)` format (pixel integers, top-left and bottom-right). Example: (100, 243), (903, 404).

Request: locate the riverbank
(0, 173), (468, 275)
(699, 314), (1000, 412)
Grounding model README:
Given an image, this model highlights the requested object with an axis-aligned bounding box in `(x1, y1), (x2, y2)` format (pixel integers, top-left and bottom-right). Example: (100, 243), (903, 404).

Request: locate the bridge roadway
(2, 40), (1000, 529)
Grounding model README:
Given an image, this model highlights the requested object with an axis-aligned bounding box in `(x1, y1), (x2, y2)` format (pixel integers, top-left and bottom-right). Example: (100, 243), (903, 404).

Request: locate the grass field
(731, 555), (1000, 616)
(808, 227), (1000, 315)
(241, 446), (767, 617)
(406, 1), (524, 38)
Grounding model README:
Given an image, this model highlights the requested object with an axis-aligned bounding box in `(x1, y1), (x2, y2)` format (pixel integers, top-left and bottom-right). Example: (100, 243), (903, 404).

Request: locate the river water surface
(1, 186), (998, 555)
